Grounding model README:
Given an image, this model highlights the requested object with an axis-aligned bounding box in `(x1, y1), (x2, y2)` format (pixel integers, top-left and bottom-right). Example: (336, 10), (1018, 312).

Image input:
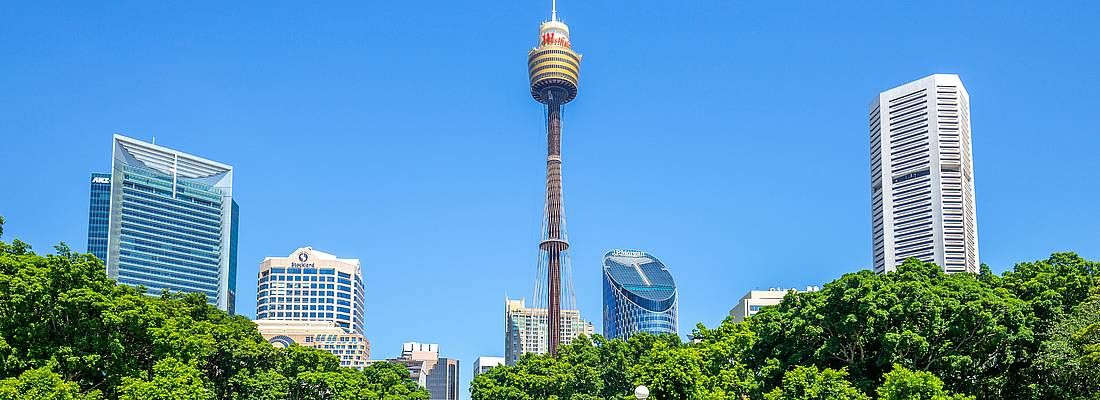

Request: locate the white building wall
(870, 74), (979, 274)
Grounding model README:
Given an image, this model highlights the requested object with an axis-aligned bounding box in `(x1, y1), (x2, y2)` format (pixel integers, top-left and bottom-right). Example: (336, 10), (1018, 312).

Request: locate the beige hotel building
(255, 247), (370, 367)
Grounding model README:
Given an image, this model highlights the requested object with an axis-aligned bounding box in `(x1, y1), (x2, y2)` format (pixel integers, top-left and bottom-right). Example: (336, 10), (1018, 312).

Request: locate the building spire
(551, 0), (557, 21)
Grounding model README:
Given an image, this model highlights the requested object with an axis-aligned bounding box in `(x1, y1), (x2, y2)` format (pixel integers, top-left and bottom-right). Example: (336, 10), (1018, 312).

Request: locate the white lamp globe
(634, 385), (650, 399)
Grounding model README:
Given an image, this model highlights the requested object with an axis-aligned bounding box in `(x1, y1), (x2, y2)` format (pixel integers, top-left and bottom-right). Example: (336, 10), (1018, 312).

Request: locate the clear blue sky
(2, 1), (1098, 398)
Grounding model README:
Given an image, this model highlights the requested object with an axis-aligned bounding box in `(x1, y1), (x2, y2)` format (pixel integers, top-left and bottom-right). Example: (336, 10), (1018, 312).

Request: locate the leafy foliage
(1031, 293), (1100, 398)
(763, 366), (868, 400)
(876, 365), (972, 400)
(473, 254), (1100, 400)
(0, 217), (429, 400)
(0, 366), (102, 400)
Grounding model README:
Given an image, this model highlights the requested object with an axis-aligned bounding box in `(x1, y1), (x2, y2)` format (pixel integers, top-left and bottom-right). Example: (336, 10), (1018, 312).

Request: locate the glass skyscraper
(87, 135), (239, 313)
(602, 249), (678, 339)
(87, 173), (112, 262)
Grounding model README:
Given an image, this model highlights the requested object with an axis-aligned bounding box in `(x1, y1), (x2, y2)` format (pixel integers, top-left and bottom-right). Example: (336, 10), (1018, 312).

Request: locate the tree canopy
(473, 256), (1100, 399)
(0, 217), (429, 400)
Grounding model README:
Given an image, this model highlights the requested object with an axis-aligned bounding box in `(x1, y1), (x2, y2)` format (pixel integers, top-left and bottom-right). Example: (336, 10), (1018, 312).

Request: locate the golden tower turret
(528, 2), (581, 105)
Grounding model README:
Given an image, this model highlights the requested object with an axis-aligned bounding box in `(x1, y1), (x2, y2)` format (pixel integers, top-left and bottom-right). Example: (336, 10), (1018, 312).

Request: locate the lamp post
(634, 385), (650, 400)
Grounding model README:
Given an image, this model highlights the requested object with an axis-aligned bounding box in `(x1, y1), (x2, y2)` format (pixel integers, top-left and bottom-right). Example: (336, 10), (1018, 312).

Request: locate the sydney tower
(527, 0), (581, 356)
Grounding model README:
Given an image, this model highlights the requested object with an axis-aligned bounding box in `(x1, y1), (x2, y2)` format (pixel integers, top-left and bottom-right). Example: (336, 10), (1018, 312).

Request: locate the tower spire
(551, 0), (557, 21)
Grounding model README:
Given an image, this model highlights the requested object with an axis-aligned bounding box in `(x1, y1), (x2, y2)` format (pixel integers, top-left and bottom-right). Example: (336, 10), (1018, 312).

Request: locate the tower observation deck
(528, 0), (582, 357)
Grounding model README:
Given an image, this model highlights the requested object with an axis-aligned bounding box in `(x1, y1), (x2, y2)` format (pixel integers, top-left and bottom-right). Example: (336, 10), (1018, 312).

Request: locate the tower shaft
(544, 104), (564, 355)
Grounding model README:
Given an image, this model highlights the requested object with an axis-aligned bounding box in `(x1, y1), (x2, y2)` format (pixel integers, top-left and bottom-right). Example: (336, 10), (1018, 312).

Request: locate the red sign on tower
(541, 33), (571, 48)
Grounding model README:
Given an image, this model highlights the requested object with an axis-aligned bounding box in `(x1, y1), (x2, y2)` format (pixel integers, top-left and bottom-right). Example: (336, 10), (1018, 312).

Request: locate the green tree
(1001, 253), (1099, 338)
(0, 226), (428, 399)
(226, 369), (288, 400)
(0, 366), (101, 400)
(1032, 294), (1100, 398)
(763, 366), (868, 400)
(293, 363), (430, 400)
(692, 321), (760, 399)
(749, 259), (1031, 397)
(629, 341), (705, 400)
(877, 365), (973, 400)
(117, 358), (213, 400)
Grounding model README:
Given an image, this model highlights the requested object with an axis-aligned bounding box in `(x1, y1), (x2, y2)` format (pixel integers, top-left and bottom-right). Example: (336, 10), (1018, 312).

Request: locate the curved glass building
(602, 249), (678, 339)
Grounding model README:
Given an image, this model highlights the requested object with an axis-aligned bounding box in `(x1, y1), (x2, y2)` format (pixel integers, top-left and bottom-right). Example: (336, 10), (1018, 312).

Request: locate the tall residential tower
(870, 74), (979, 274)
(504, 298), (593, 366)
(527, 0), (584, 356)
(88, 135), (239, 313)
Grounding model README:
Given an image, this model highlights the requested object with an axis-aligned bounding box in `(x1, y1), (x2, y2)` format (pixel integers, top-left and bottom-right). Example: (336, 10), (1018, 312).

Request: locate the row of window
(118, 251), (220, 280)
(259, 304), (345, 312)
(531, 71), (577, 84)
(122, 201), (222, 235)
(117, 258), (220, 287)
(528, 56), (579, 69)
(258, 297), (336, 305)
(263, 275), (337, 283)
(256, 311), (347, 320)
(268, 268), (353, 280)
(120, 213), (222, 248)
(122, 183), (222, 218)
(528, 63), (577, 77)
(116, 275), (217, 299)
(124, 236), (217, 260)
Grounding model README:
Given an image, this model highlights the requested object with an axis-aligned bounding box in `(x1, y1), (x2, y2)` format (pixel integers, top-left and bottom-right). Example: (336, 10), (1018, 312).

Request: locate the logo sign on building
(91, 177), (111, 184)
(291, 251), (315, 268)
(611, 249), (645, 258)
(541, 32), (571, 48)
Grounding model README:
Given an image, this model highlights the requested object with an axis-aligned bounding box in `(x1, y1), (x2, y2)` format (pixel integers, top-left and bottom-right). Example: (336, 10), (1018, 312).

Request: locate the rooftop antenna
(551, 0), (557, 21)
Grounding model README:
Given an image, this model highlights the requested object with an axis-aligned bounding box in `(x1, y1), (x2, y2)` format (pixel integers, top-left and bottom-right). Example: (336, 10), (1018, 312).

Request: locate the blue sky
(1, 1), (1098, 398)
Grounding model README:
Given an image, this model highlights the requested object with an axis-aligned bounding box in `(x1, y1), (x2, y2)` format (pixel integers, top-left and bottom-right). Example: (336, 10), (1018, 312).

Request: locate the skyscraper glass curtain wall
(602, 249), (678, 340)
(90, 135), (239, 313)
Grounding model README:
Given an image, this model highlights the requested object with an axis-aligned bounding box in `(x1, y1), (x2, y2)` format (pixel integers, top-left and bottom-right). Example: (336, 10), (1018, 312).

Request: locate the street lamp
(634, 385), (650, 400)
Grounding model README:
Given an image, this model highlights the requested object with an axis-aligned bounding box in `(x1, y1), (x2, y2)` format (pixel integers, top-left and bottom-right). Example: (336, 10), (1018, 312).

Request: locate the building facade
(386, 343), (459, 400)
(87, 173), (112, 262)
(728, 286), (819, 323)
(504, 298), (594, 365)
(870, 74), (979, 274)
(602, 249), (678, 339)
(255, 320), (370, 368)
(254, 247), (370, 368)
(88, 135), (239, 313)
(472, 356), (504, 377)
(255, 247), (365, 333)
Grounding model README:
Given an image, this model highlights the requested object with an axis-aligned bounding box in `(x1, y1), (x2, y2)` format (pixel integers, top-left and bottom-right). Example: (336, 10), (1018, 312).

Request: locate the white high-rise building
(254, 247), (370, 368)
(870, 74), (979, 274)
(504, 298), (594, 365)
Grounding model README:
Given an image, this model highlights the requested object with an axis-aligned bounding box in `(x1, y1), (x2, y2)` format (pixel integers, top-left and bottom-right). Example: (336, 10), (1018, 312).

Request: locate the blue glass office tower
(602, 249), (678, 339)
(87, 135), (239, 313)
(87, 173), (112, 262)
